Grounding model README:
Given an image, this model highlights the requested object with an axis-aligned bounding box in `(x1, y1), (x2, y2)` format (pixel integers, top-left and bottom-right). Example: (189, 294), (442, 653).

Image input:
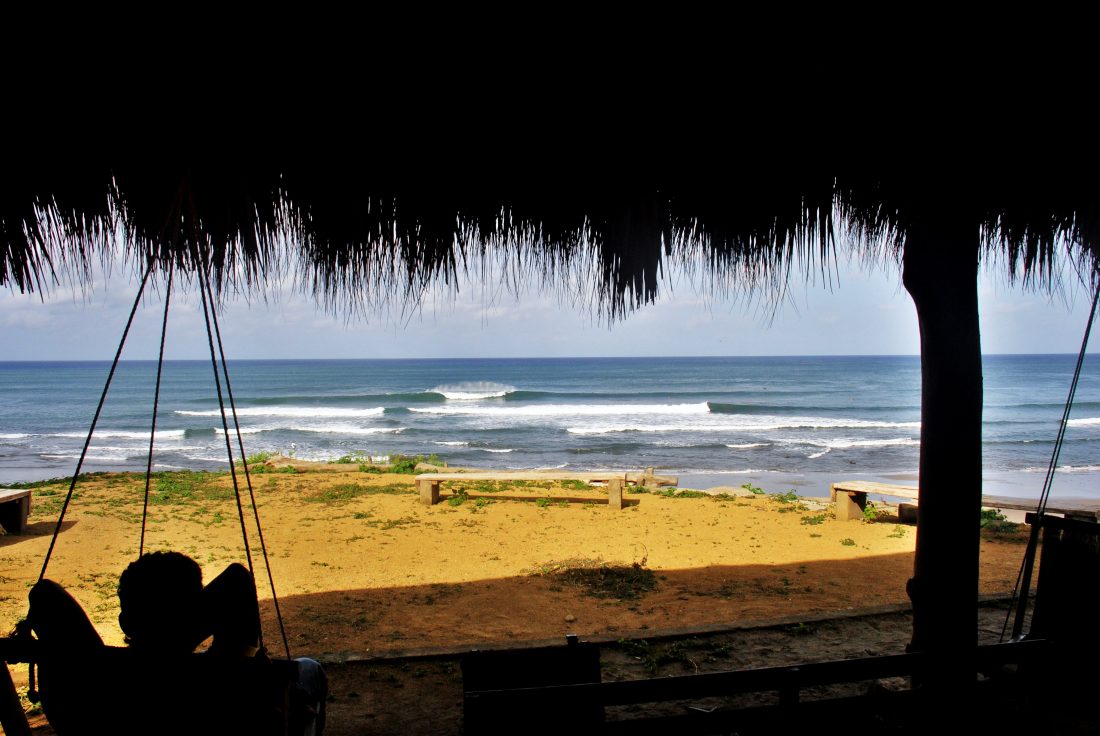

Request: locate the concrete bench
(0, 488), (32, 534)
(415, 469), (677, 511)
(830, 480), (1100, 522)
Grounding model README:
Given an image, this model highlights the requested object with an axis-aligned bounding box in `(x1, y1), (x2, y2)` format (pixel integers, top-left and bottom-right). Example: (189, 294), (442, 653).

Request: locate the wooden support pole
(830, 485), (867, 521)
(608, 478), (623, 511)
(418, 479), (440, 506)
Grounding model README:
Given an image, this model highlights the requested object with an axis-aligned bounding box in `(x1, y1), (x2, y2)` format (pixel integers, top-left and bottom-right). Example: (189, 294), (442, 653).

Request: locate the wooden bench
(830, 480), (1100, 522)
(0, 488), (32, 534)
(415, 470), (677, 511)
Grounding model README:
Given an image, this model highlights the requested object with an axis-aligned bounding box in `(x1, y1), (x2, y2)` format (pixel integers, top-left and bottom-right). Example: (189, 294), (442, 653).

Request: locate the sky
(0, 256), (1096, 361)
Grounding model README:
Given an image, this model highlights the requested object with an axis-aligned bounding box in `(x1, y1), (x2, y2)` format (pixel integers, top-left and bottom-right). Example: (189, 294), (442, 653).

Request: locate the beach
(0, 460), (1034, 732)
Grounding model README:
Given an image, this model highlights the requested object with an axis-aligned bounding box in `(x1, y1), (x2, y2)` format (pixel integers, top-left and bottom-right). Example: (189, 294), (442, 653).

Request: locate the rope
(1002, 279), (1100, 641)
(140, 268), (173, 556)
(38, 263), (153, 584)
(202, 268), (292, 660)
(196, 269), (256, 582)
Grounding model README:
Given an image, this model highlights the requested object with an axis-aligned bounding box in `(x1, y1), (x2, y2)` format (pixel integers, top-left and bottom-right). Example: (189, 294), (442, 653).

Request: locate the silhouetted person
(28, 552), (326, 736)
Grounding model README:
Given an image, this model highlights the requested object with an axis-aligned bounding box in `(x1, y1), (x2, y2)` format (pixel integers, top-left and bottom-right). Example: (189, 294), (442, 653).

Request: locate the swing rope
(37, 262), (153, 584)
(196, 269), (257, 578)
(140, 267), (173, 557)
(1000, 279), (1100, 642)
(198, 267), (292, 660)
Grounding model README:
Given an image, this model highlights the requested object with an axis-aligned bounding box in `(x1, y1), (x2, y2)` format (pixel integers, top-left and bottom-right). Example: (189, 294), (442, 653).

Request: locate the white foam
(1023, 464), (1100, 473)
(176, 407), (385, 419)
(41, 452), (131, 462)
(567, 416), (921, 435)
(806, 438), (920, 450)
(56, 429), (187, 440)
(0, 433), (29, 440)
(808, 448), (831, 459)
(412, 402), (712, 418)
(726, 443), (770, 449)
(1067, 417), (1100, 427)
(435, 441), (470, 446)
(481, 448), (514, 453)
(214, 425), (404, 436)
(431, 382), (517, 400)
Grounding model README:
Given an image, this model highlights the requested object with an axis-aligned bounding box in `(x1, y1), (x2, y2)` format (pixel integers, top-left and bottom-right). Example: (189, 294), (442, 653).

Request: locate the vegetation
(801, 514), (826, 526)
(151, 471), (232, 505)
(741, 482), (765, 495)
(530, 558), (658, 600)
(863, 502), (881, 523)
(840, 538), (856, 547)
(980, 508), (1022, 536)
(387, 453), (442, 474)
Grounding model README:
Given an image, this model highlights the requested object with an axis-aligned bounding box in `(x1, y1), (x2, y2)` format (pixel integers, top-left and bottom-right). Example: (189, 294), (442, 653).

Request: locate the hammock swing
(0, 260), (309, 736)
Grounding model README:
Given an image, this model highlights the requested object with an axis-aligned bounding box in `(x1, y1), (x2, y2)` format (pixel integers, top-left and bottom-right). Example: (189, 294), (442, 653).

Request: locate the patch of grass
(840, 538), (856, 546)
(741, 482), (765, 495)
(9, 473), (111, 489)
(653, 489), (710, 499)
(359, 464), (384, 473)
(306, 483), (370, 503)
(980, 508), (1021, 534)
(863, 502), (881, 523)
(535, 497), (551, 508)
(772, 490), (799, 503)
(387, 453), (442, 474)
(336, 450), (370, 464)
(237, 451), (274, 467)
(888, 525), (908, 538)
(151, 471), (230, 505)
(530, 558), (658, 600)
(616, 638), (701, 675)
(801, 514), (826, 526)
(560, 479), (591, 491)
(447, 493), (468, 507)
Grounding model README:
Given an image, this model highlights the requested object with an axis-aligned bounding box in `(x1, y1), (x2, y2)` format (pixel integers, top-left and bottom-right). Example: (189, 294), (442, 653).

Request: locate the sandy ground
(0, 462), (1034, 733)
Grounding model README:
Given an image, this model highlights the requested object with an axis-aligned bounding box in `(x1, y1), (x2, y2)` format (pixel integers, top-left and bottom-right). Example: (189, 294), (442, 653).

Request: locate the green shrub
(840, 538), (856, 546)
(801, 514), (826, 526)
(387, 453), (442, 474)
(741, 482), (765, 495)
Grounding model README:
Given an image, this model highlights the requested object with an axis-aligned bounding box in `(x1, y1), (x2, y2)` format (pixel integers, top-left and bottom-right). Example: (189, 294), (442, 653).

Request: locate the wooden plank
(831, 481), (920, 501)
(832, 481), (1100, 521)
(0, 489), (31, 503)
(416, 471), (676, 485)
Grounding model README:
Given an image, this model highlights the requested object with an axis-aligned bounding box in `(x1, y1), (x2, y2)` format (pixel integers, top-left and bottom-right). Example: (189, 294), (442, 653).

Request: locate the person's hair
(117, 551), (203, 651)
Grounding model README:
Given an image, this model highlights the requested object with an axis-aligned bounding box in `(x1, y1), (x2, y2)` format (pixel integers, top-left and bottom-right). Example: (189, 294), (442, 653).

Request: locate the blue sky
(0, 258), (1095, 360)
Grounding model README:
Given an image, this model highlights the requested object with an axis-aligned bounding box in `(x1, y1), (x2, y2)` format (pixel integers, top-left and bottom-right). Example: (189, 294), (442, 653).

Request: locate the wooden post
(830, 485), (867, 521)
(418, 479), (440, 506)
(643, 467), (655, 487)
(608, 477), (623, 511)
(902, 213), (983, 690)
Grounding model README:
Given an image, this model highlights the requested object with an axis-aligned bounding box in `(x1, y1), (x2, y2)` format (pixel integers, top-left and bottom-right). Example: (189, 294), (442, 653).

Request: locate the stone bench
(0, 488), (32, 534)
(415, 469), (677, 511)
(830, 480), (1100, 523)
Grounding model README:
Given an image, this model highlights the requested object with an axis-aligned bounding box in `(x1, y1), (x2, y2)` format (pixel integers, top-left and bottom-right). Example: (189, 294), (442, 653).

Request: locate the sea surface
(1, 356), (1098, 500)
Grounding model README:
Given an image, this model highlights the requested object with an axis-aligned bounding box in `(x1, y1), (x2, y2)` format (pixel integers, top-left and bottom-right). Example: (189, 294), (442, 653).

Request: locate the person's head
(117, 551), (203, 652)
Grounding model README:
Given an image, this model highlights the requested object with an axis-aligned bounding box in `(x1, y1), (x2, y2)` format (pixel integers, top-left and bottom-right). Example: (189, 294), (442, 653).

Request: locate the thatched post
(902, 215), (983, 687)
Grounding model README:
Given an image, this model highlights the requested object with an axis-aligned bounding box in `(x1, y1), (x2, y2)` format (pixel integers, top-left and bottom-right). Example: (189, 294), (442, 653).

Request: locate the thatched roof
(4, 126), (1099, 315)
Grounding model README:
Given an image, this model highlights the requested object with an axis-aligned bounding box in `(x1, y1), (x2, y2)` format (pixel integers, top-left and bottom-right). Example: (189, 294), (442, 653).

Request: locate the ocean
(1, 355), (1098, 500)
